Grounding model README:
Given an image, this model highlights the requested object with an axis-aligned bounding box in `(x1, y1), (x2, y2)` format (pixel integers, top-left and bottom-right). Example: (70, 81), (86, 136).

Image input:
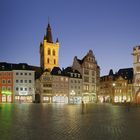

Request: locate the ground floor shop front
(14, 95), (34, 103)
(0, 94), (13, 103)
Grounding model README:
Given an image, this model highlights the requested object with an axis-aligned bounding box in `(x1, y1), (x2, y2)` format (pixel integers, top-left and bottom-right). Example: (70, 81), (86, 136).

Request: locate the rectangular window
(7, 86), (11, 91)
(16, 87), (19, 91)
(25, 73), (27, 75)
(25, 80), (27, 83)
(2, 79), (6, 84)
(84, 76), (89, 82)
(16, 72), (19, 75)
(29, 80), (32, 83)
(20, 87), (23, 91)
(16, 80), (19, 83)
(20, 73), (23, 75)
(20, 80), (23, 83)
(7, 79), (11, 84)
(29, 73), (31, 76)
(84, 69), (89, 75)
(2, 86), (6, 91)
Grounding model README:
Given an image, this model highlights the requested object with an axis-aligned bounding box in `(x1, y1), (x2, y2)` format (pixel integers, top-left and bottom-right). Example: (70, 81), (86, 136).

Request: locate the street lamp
(112, 83), (116, 103)
(70, 90), (75, 104)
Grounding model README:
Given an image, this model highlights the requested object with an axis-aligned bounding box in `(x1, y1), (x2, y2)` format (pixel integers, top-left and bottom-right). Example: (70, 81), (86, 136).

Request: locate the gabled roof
(51, 67), (62, 75)
(64, 67), (82, 78)
(0, 62), (43, 79)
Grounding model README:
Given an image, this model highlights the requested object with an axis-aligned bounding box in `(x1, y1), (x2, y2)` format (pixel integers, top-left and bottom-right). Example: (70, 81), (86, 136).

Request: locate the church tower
(40, 23), (60, 71)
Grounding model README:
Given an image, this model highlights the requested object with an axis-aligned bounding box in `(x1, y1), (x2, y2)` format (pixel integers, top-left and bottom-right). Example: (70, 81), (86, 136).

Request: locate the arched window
(48, 49), (51, 55)
(54, 59), (56, 64)
(53, 50), (55, 56)
(47, 58), (50, 64)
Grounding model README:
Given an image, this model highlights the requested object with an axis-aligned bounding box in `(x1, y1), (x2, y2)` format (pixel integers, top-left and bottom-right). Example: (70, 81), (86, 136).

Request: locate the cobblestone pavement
(0, 103), (140, 140)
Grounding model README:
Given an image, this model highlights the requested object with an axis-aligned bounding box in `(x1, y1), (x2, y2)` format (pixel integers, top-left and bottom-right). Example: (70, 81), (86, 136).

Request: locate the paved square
(0, 103), (140, 140)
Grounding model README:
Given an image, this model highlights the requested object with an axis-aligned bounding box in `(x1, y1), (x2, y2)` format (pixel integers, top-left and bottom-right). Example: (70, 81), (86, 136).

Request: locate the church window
(47, 58), (50, 64)
(54, 59), (56, 64)
(48, 49), (51, 55)
(53, 50), (55, 56)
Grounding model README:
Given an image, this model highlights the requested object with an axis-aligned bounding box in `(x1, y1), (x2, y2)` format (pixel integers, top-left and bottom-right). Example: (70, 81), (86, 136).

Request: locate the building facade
(35, 70), (52, 103)
(0, 62), (36, 103)
(64, 67), (82, 104)
(40, 23), (60, 71)
(0, 71), (13, 103)
(13, 70), (35, 103)
(72, 50), (100, 103)
(133, 45), (140, 103)
(100, 68), (133, 103)
(99, 71), (114, 103)
(51, 67), (69, 103)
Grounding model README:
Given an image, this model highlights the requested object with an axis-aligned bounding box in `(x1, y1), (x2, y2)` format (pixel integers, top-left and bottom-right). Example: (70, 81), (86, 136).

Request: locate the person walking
(81, 100), (85, 114)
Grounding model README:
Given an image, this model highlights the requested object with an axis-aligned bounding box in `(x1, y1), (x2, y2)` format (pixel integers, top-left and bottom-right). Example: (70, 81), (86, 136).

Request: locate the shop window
(2, 95), (6, 102)
(7, 95), (12, 102)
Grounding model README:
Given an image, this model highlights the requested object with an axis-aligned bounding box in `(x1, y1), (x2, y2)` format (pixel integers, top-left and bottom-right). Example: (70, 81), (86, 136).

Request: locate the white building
(64, 67), (82, 104)
(13, 70), (35, 103)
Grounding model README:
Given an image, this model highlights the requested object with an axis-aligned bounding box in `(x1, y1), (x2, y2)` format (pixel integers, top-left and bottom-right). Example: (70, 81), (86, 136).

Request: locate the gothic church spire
(46, 23), (53, 43)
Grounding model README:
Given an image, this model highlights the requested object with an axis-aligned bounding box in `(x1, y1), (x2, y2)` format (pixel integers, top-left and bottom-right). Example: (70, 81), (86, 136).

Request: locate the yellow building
(40, 23), (60, 71)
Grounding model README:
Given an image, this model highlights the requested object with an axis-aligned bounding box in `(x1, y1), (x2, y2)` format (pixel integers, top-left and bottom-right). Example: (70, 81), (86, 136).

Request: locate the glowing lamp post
(70, 90), (75, 104)
(112, 83), (116, 103)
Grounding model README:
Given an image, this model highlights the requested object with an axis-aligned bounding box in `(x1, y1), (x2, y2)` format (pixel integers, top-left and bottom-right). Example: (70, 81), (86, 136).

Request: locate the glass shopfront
(53, 96), (68, 103)
(15, 95), (33, 103)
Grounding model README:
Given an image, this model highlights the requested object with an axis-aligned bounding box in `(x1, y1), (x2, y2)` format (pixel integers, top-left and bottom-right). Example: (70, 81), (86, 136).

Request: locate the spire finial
(46, 20), (53, 43)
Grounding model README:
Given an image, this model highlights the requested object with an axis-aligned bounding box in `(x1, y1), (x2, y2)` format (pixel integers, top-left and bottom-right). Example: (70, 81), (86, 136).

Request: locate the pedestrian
(127, 102), (130, 112)
(81, 100), (85, 114)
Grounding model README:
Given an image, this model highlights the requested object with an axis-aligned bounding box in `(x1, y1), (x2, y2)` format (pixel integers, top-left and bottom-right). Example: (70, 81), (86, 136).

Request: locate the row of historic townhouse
(35, 67), (83, 104)
(0, 71), (35, 103)
(99, 68), (134, 103)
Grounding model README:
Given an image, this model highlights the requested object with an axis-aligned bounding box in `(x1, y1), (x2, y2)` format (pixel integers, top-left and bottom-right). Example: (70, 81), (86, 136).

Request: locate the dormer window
(58, 70), (61, 74)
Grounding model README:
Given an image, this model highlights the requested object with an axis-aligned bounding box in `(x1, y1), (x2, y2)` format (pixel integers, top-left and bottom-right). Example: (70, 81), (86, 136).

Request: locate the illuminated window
(65, 78), (68, 82)
(2, 95), (6, 102)
(53, 50), (55, 56)
(48, 49), (51, 55)
(7, 95), (12, 102)
(137, 55), (140, 62)
(136, 66), (140, 73)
